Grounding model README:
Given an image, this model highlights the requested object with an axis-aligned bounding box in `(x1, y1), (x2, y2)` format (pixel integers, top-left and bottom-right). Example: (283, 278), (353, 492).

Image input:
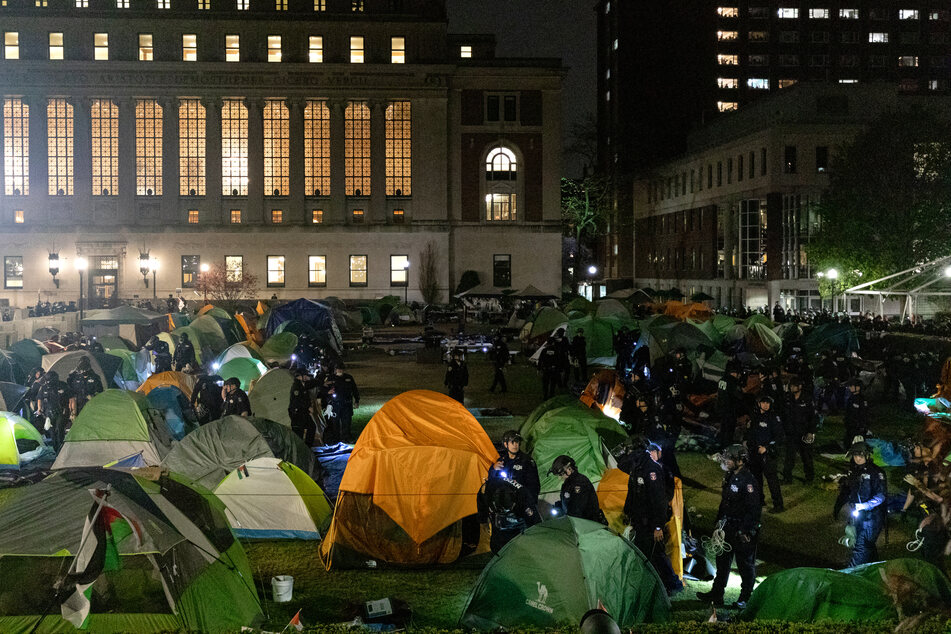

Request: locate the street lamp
(148, 256), (159, 299)
(587, 265), (598, 276)
(403, 260), (410, 304)
(48, 253), (61, 289)
(139, 251), (151, 288)
(75, 257), (88, 321)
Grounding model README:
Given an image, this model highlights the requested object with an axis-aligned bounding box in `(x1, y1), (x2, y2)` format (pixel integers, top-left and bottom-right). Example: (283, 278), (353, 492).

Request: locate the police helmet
(721, 444), (749, 464)
(180, 332), (190, 341)
(486, 479), (518, 513)
(502, 430), (523, 444)
(847, 440), (872, 458)
(549, 454), (576, 475)
(757, 394), (774, 405)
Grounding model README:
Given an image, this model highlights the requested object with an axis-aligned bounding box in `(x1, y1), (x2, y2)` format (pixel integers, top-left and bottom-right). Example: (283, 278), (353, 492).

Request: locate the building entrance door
(89, 256), (119, 308)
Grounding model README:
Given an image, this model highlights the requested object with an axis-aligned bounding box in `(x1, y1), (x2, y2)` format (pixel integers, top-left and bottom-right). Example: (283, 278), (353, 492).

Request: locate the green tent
(52, 390), (175, 469)
(387, 303), (417, 324)
(740, 559), (951, 623)
(460, 517), (670, 629)
(9, 338), (47, 374)
(564, 297), (595, 315)
(0, 349), (21, 383)
(774, 321), (804, 343)
(0, 468), (263, 633)
(218, 357), (267, 391)
(637, 320), (713, 365)
(359, 305), (382, 325)
(562, 315), (637, 362)
(96, 335), (136, 351)
(744, 313), (774, 330)
(105, 349), (141, 388)
(522, 401), (626, 498)
(803, 322), (860, 356)
(215, 341), (263, 368)
(0, 411), (45, 470)
(749, 322), (783, 356)
(527, 307), (569, 340)
(520, 395), (581, 443)
(259, 332), (298, 364)
(595, 298), (631, 320)
(188, 314), (230, 356)
(249, 368), (295, 427)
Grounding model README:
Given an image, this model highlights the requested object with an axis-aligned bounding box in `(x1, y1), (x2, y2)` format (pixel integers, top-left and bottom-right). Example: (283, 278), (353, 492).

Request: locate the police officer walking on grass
(783, 377), (816, 484)
(834, 440), (887, 566)
(478, 474), (541, 554)
(66, 357), (103, 417)
(570, 329), (588, 383)
(538, 337), (561, 400)
(289, 368), (320, 447)
(325, 363), (359, 443)
(550, 455), (606, 524)
(843, 379), (871, 449)
(36, 370), (73, 451)
(221, 377), (251, 417)
(746, 393), (785, 513)
(444, 348), (469, 403)
(489, 430), (540, 500)
(488, 334), (509, 394)
(697, 444), (761, 610)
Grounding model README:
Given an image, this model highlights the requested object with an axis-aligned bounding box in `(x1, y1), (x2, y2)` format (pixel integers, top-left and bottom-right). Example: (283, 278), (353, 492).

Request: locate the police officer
(444, 348), (469, 403)
(538, 337), (561, 400)
(746, 394), (785, 513)
(151, 339), (172, 374)
(624, 438), (681, 594)
(488, 334), (509, 394)
(191, 372), (224, 424)
(552, 328), (571, 387)
(696, 444), (761, 609)
(289, 369), (320, 447)
(325, 363), (359, 443)
(477, 475), (541, 554)
(833, 441), (886, 566)
(843, 380), (871, 449)
(173, 332), (197, 371)
(782, 378), (816, 484)
(550, 455), (605, 524)
(621, 393), (652, 437)
(650, 387), (683, 479)
(489, 430), (540, 500)
(716, 361), (744, 448)
(221, 377), (252, 417)
(37, 370), (73, 451)
(570, 328), (588, 383)
(66, 357), (103, 417)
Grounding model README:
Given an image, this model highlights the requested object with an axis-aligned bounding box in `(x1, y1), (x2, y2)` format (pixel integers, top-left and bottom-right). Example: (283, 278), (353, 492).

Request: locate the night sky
(446, 0), (597, 178)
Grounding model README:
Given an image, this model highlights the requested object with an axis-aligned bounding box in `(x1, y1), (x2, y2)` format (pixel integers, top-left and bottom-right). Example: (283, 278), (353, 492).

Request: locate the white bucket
(271, 575), (294, 603)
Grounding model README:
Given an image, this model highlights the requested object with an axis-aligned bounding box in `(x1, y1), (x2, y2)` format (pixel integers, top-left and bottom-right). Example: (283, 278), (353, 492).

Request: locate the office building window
(230, 209), (241, 223)
(135, 99), (162, 195)
(840, 8), (859, 19)
(268, 36), (281, 62)
(390, 255), (408, 286)
(13, 209), (23, 223)
(49, 33), (64, 60)
(777, 8), (798, 18)
(717, 6), (738, 17)
(899, 10), (919, 20)
(225, 255), (243, 282)
(47, 99), (73, 196)
(761, 147), (767, 175)
(493, 254), (511, 287)
(392, 208), (404, 223)
(717, 54), (738, 65)
(263, 100), (289, 196)
(91, 99), (118, 196)
(869, 32), (889, 43)
(351, 209), (364, 223)
(309, 36), (323, 63)
(311, 209), (323, 223)
(738, 155), (744, 182)
(349, 255), (367, 286)
(391, 37), (405, 63)
(36, 0), (48, 6)
(717, 162), (723, 186)
(179, 99), (206, 196)
(350, 36), (365, 63)
(237, 0), (248, 8)
(351, 0), (363, 10)
(4, 32), (18, 59)
(784, 146), (797, 173)
(809, 8), (828, 18)
(3, 99), (28, 196)
(182, 34), (197, 61)
(4, 256), (23, 289)
(899, 56), (919, 67)
(345, 101), (371, 195)
(139, 34), (153, 60)
(181, 255), (200, 288)
(198, 0), (210, 8)
(76, 0), (88, 5)
(304, 100), (330, 196)
(460, 45), (472, 58)
(718, 77), (738, 89)
(385, 101), (411, 196)
(271, 209), (283, 224)
(115, 0), (129, 5)
(188, 209), (199, 223)
(747, 78), (769, 89)
(276, 0), (286, 9)
(94, 33), (108, 60)
(717, 101), (738, 112)
(308, 256), (326, 286)
(157, 0), (169, 8)
(749, 30), (768, 42)
(222, 99), (248, 196)
(226, 35), (239, 62)
(816, 146), (829, 172)
(717, 30), (738, 41)
(314, 0), (325, 9)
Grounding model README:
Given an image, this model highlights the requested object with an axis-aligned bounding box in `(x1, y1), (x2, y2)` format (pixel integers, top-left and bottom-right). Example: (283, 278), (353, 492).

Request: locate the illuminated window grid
(311, 209), (323, 224)
(349, 254), (367, 286)
(263, 100), (289, 196)
(267, 255), (285, 287)
(460, 45), (472, 58)
(237, 0), (247, 8)
(179, 99), (206, 196)
(314, 0), (325, 9)
(390, 254), (408, 286)
(345, 101), (370, 195)
(49, 33), (64, 60)
(198, 0), (210, 8)
(47, 99), (73, 196)
(308, 255), (326, 286)
(135, 99), (163, 195)
(230, 208), (241, 223)
(75, 0), (87, 6)
(485, 193), (517, 221)
(222, 99), (248, 196)
(94, 33), (108, 60)
(309, 36), (323, 63)
(4, 32), (18, 59)
(225, 255), (242, 281)
(3, 98), (29, 196)
(391, 37), (405, 63)
(268, 36), (281, 62)
(385, 101), (411, 196)
(91, 99), (118, 195)
(36, 0), (47, 6)
(226, 35), (239, 62)
(13, 210), (23, 223)
(350, 36), (364, 63)
(276, 0), (286, 9)
(352, 209), (364, 223)
(271, 209), (283, 223)
(392, 208), (404, 223)
(157, 0), (170, 8)
(304, 100), (330, 196)
(182, 34), (197, 61)
(351, 0), (363, 10)
(116, 0), (128, 7)
(139, 34), (153, 60)
(187, 209), (199, 223)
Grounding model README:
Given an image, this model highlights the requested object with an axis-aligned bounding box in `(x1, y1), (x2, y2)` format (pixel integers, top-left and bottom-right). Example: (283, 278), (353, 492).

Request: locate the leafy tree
(418, 240), (442, 305)
(807, 108), (951, 294)
(195, 262), (259, 312)
(562, 176), (611, 287)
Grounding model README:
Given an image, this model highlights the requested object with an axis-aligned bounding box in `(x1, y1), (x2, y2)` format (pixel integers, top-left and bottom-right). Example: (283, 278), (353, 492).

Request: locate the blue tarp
(313, 442), (352, 501)
(264, 298), (336, 337)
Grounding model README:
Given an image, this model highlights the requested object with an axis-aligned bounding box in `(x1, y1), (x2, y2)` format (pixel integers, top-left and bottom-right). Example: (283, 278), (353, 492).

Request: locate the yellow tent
(136, 371), (198, 400)
(320, 389), (496, 568)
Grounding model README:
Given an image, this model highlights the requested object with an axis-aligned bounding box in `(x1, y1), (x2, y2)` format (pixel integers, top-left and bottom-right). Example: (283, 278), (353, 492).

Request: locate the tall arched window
(484, 146), (518, 221)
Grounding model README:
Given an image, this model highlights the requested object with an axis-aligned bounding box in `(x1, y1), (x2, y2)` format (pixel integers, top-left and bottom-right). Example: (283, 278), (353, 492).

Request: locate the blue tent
(263, 299), (342, 352)
(145, 385), (198, 440)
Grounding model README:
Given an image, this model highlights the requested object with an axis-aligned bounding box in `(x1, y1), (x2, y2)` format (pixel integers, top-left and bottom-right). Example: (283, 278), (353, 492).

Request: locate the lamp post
(586, 265), (598, 300)
(403, 260), (410, 304)
(48, 253), (60, 289)
(200, 262), (210, 304)
(149, 256), (159, 299)
(139, 251), (151, 290)
(75, 257), (88, 321)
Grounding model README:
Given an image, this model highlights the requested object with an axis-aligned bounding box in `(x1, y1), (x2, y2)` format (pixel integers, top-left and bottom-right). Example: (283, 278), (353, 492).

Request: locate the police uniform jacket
(489, 451), (540, 500)
(624, 455), (669, 531)
(570, 335), (587, 362)
(539, 344), (559, 372)
(784, 393), (817, 438)
(478, 477), (541, 534)
(559, 471), (603, 523)
(444, 360), (469, 388)
(491, 340), (510, 368)
(68, 369), (103, 401)
(834, 462), (886, 523)
(38, 380), (73, 417)
(716, 374), (743, 417)
(289, 377), (320, 412)
(173, 340), (196, 368)
(329, 372), (360, 409)
(746, 410), (784, 456)
(844, 393), (870, 429)
(222, 387), (252, 417)
(717, 467), (761, 535)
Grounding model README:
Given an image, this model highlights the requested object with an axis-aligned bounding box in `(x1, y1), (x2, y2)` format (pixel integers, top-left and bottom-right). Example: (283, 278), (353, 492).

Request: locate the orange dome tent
(320, 390), (497, 568)
(579, 369), (626, 420)
(136, 371), (197, 399)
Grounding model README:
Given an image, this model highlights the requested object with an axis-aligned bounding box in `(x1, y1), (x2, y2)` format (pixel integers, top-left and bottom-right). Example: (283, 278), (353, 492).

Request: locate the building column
(722, 202), (735, 281)
(329, 99), (346, 223)
(287, 97), (305, 223)
(162, 97), (180, 223)
(69, 97), (92, 223)
(369, 99), (386, 224)
(117, 97), (136, 224)
(202, 97), (222, 224)
(246, 97), (264, 224)
(28, 96), (48, 212)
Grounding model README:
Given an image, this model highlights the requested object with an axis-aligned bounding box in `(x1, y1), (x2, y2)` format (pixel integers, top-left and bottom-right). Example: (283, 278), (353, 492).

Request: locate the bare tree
(196, 262), (259, 311)
(418, 240), (442, 305)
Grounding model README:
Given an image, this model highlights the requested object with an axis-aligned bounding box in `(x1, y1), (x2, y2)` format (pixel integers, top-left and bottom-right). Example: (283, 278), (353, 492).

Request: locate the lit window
(717, 77), (738, 89)
(493, 254), (511, 287)
(717, 7), (738, 17)
(226, 35), (240, 62)
(263, 99), (289, 196)
(717, 54), (738, 65)
(809, 8), (828, 18)
(179, 99), (206, 196)
(747, 78), (769, 89)
(392, 208), (404, 223)
(49, 33), (64, 60)
(4, 32), (19, 59)
(930, 79), (949, 91)
(225, 256), (243, 281)
(268, 36), (282, 62)
(181, 255), (200, 288)
(460, 45), (472, 58)
(390, 255), (408, 286)
(75, 0), (87, 6)
(309, 36), (323, 63)
(840, 8), (859, 19)
(749, 30), (768, 42)
(222, 99), (248, 196)
(308, 255), (326, 286)
(717, 30), (737, 41)
(717, 101), (738, 112)
(485, 193), (517, 221)
(236, 0), (247, 8)
(604, 1), (609, 13)
(267, 256), (285, 287)
(198, 0), (209, 9)
(839, 79), (858, 84)
(271, 209), (283, 223)
(135, 99), (163, 195)
(350, 36), (364, 63)
(36, 0), (48, 6)
(182, 34), (197, 61)
(47, 99), (73, 195)
(391, 36), (405, 63)
(484, 147), (519, 221)
(351, 0), (363, 10)
(304, 100), (330, 196)
(345, 101), (371, 195)
(314, 0), (325, 9)
(899, 10), (919, 20)
(385, 101), (411, 196)
(13, 209), (23, 223)
(349, 255), (367, 286)
(157, 0), (169, 8)
(188, 209), (199, 223)
(116, 0), (128, 7)
(139, 34), (153, 61)
(869, 32), (889, 43)
(230, 209), (242, 223)
(91, 99), (118, 196)
(276, 0), (286, 9)
(4, 256), (23, 289)
(3, 99), (28, 196)
(486, 147), (517, 180)
(94, 33), (108, 60)
(312, 209), (323, 223)
(777, 8), (798, 18)
(778, 79), (798, 88)
(352, 209), (364, 223)
(899, 55), (919, 67)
